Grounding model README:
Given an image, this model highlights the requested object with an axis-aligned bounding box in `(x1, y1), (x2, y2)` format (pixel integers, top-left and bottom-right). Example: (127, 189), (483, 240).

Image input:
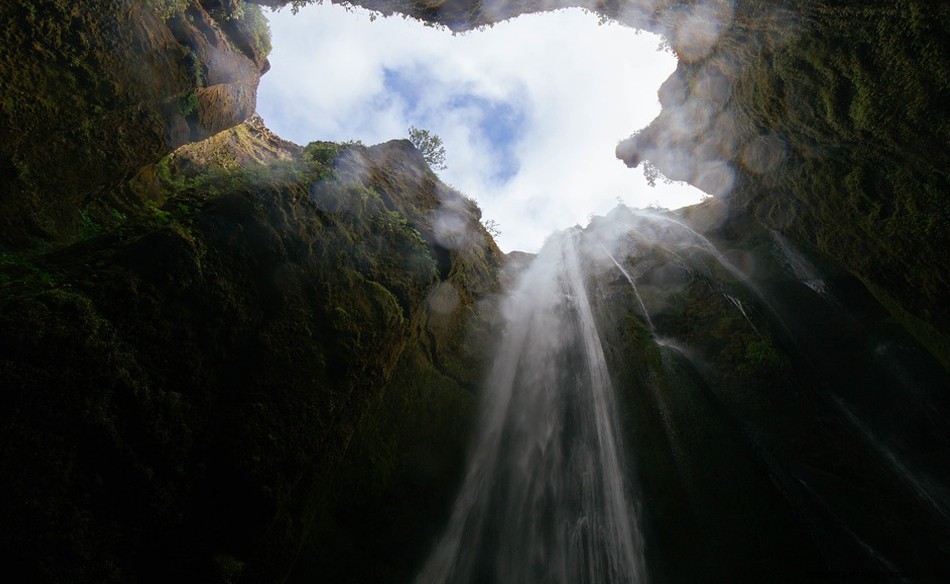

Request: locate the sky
(256, 2), (708, 252)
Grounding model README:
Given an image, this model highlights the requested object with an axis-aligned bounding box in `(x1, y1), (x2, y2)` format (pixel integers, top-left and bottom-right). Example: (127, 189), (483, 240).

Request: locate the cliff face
(1, 2), (504, 581)
(0, 121), (502, 581)
(581, 202), (949, 582)
(616, 1), (950, 368)
(0, 0), (269, 248)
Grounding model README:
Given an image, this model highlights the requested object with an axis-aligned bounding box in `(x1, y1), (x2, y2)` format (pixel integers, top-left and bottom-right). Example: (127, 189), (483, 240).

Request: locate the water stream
(601, 245), (655, 335)
(416, 230), (646, 584)
(769, 229), (834, 300)
(415, 206), (949, 581)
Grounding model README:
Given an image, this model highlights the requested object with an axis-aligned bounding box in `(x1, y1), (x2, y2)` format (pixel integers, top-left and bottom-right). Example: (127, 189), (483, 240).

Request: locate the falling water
(601, 246), (655, 334)
(631, 210), (802, 344)
(416, 230), (646, 584)
(723, 293), (761, 336)
(833, 397), (950, 528)
(601, 208), (778, 338)
(635, 210), (750, 285)
(769, 230), (834, 299)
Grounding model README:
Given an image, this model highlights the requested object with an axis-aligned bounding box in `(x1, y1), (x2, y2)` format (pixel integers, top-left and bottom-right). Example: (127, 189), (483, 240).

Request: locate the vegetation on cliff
(726, 2), (950, 366)
(0, 120), (501, 581)
(0, 0), (271, 248)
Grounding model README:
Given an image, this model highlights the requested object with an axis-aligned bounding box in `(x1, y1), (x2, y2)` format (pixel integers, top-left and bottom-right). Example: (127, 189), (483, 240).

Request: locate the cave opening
(2, 2), (949, 583)
(256, 1), (707, 252)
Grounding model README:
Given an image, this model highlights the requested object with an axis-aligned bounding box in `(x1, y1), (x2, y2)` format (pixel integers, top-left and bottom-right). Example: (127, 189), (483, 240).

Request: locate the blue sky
(257, 2), (707, 252)
(382, 68), (525, 183)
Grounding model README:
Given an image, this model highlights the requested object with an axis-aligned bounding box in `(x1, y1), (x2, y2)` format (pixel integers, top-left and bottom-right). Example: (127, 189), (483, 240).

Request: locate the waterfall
(631, 210), (798, 342)
(601, 246), (655, 335)
(833, 397), (950, 528)
(769, 230), (834, 300)
(723, 293), (761, 336)
(416, 230), (646, 584)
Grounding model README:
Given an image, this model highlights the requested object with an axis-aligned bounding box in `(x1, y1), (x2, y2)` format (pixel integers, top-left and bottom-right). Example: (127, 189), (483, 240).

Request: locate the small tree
(482, 218), (501, 238)
(408, 125), (447, 171)
(642, 161), (673, 188)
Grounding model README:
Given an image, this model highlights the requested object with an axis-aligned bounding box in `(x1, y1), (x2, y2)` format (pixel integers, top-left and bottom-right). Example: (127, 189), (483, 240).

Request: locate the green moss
(78, 210), (101, 240)
(241, 3), (273, 58)
(726, 0), (950, 353)
(303, 141), (340, 164)
(177, 91), (199, 117)
(0, 248), (57, 291)
(149, 0), (190, 20)
(213, 0), (274, 62)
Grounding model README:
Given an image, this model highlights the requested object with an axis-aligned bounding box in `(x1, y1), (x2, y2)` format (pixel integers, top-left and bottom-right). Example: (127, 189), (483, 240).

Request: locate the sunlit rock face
(0, 0), (268, 247)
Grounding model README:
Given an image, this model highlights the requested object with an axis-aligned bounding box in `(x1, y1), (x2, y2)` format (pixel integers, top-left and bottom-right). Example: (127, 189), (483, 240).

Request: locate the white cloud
(257, 3), (707, 252)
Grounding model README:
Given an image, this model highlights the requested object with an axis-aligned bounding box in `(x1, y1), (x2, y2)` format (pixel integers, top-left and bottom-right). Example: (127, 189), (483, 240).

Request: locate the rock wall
(616, 1), (950, 367)
(0, 0), (268, 247)
(0, 128), (502, 582)
(584, 202), (950, 582)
